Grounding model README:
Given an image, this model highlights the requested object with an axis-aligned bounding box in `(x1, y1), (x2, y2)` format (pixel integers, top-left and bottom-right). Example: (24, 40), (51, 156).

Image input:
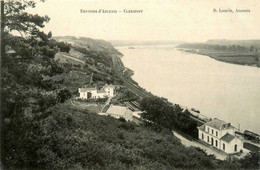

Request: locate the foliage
(57, 88), (72, 103)
(238, 152), (260, 169)
(1, 1), (72, 168)
(116, 87), (139, 102)
(3, 0), (49, 39)
(178, 43), (256, 52)
(57, 41), (71, 53)
(76, 96), (108, 104)
(140, 96), (198, 138)
(2, 103), (240, 169)
(73, 46), (113, 67)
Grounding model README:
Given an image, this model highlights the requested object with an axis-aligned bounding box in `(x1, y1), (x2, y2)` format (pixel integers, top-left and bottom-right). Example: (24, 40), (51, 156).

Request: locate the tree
(140, 96), (198, 137)
(57, 89), (72, 103)
(47, 31), (52, 38)
(140, 96), (177, 129)
(4, 0), (49, 37)
(57, 41), (71, 53)
(249, 45), (255, 51)
(254, 48), (259, 61)
(1, 1), (65, 168)
(239, 152), (259, 169)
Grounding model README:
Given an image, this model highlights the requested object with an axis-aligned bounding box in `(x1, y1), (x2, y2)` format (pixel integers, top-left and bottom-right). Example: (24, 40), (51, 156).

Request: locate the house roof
(221, 133), (236, 143)
(103, 84), (116, 89)
(6, 49), (16, 54)
(205, 118), (235, 130)
(79, 84), (116, 93)
(198, 124), (205, 131)
(106, 105), (131, 116)
(97, 89), (106, 93)
(79, 87), (97, 92)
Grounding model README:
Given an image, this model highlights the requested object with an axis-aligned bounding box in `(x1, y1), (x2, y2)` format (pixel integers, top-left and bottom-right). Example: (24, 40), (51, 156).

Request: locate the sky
(28, 0), (260, 42)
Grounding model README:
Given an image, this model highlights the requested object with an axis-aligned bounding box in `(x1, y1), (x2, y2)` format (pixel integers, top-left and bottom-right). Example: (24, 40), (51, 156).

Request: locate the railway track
(112, 55), (152, 99)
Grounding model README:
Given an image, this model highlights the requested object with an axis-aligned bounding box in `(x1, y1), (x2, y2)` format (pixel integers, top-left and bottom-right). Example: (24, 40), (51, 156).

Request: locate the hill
(49, 36), (124, 92)
(3, 100), (242, 169)
(54, 36), (122, 55)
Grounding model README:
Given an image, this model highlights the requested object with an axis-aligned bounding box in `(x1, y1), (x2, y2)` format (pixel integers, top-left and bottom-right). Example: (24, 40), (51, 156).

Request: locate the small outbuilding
(106, 105), (133, 121)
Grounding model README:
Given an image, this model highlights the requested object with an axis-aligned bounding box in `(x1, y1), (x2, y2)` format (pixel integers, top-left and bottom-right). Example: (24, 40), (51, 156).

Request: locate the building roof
(103, 84), (116, 89)
(97, 89), (106, 93)
(221, 133), (236, 143)
(6, 49), (16, 54)
(106, 105), (131, 116)
(79, 87), (97, 92)
(198, 124), (205, 131)
(205, 118), (235, 130)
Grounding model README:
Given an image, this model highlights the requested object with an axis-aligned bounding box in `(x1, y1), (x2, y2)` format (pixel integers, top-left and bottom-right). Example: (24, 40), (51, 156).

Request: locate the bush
(57, 88), (72, 103)
(140, 96), (198, 138)
(57, 41), (71, 53)
(2, 103), (241, 169)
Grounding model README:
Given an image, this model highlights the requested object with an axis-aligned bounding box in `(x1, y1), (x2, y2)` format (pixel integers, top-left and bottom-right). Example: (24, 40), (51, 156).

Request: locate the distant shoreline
(178, 48), (260, 68)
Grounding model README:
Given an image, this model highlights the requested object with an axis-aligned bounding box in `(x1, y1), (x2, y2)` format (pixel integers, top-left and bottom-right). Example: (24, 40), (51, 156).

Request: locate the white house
(102, 84), (116, 98)
(198, 118), (243, 154)
(79, 84), (116, 99)
(106, 105), (133, 121)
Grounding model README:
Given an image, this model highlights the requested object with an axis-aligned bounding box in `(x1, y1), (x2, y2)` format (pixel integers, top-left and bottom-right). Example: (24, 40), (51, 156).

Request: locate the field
(188, 49), (260, 67)
(213, 56), (257, 66)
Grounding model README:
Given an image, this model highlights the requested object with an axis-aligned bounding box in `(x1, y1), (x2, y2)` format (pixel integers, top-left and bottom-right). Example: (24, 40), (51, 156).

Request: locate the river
(117, 45), (260, 133)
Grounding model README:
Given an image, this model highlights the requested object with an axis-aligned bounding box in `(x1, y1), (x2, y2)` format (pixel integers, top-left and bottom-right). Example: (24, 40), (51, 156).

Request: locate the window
(216, 131), (218, 137)
(207, 136), (209, 142)
(215, 140), (218, 147)
(207, 127), (209, 133)
(202, 133), (204, 140)
(223, 143), (225, 151)
(234, 144), (237, 152)
(212, 129), (214, 135)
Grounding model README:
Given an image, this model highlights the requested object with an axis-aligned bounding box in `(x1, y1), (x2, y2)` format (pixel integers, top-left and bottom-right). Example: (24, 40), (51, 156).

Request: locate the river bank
(179, 48), (260, 68)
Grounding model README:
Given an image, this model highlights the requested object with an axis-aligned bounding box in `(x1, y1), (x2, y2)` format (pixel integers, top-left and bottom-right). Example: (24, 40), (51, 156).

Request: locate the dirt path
(63, 54), (85, 64)
(101, 98), (111, 113)
(172, 130), (228, 160)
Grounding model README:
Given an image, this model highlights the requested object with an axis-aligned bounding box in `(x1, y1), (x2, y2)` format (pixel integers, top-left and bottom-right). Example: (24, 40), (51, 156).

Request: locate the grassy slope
(37, 102), (235, 169)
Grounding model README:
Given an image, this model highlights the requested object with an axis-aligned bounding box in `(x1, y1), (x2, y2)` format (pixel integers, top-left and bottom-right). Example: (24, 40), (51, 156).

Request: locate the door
(87, 92), (92, 99)
(234, 144), (237, 152)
